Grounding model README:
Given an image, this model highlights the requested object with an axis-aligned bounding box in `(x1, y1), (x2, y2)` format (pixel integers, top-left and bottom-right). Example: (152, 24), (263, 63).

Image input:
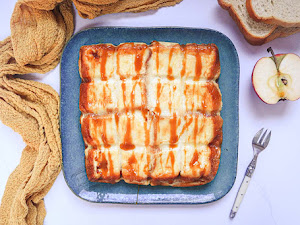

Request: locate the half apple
(252, 49), (300, 104)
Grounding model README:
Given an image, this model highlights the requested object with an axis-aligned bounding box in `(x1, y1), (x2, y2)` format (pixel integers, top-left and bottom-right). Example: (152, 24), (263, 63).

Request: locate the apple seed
(281, 78), (288, 85)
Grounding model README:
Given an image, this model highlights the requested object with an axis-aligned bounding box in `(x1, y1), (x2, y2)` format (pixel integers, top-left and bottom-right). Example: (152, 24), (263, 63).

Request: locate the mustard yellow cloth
(0, 1), (74, 224)
(0, 0), (182, 224)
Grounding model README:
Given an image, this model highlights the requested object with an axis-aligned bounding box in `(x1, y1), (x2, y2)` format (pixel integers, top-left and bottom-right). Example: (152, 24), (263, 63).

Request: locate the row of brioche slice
(218, 0), (300, 45)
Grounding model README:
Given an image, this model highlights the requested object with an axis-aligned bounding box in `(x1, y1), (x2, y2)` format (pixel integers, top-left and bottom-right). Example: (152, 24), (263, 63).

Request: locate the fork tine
(258, 129), (268, 145)
(253, 128), (264, 143)
(263, 131), (272, 148)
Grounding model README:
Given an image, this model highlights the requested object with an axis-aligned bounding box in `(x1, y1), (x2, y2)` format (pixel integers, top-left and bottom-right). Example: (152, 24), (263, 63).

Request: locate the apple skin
(252, 53), (300, 104)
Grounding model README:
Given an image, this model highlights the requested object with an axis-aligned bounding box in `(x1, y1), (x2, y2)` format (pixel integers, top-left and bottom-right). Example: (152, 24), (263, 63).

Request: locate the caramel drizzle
(167, 151), (175, 175)
(100, 45), (109, 81)
(83, 43), (222, 184)
(153, 115), (159, 146)
(179, 115), (193, 137)
(96, 152), (107, 174)
(120, 114), (135, 150)
(133, 44), (149, 145)
(152, 41), (160, 73)
(169, 113), (179, 148)
(96, 151), (114, 178)
(122, 77), (143, 110)
(93, 116), (111, 148)
(144, 118), (150, 147)
(190, 151), (199, 167)
(130, 80), (138, 109)
(183, 81), (221, 113)
(168, 86), (172, 113)
(101, 118), (110, 148)
(126, 153), (138, 180)
(189, 151), (201, 176)
(87, 45), (116, 81)
(200, 82), (222, 113)
(167, 47), (175, 80)
(154, 80), (163, 115)
(102, 83), (113, 110)
(180, 44), (186, 77)
(134, 44), (147, 77)
(193, 116), (199, 146)
(194, 44), (203, 81)
(131, 80), (150, 147)
(115, 113), (119, 130)
(118, 44), (149, 147)
(120, 82), (135, 150)
(116, 45), (121, 79)
(88, 49), (97, 80)
(121, 81), (127, 108)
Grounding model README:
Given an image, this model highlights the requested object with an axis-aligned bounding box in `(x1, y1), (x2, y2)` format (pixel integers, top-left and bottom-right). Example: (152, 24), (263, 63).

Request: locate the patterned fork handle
(230, 155), (258, 219)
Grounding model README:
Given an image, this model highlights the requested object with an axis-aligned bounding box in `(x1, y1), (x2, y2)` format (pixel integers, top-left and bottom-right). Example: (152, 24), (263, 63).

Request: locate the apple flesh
(252, 52), (300, 104)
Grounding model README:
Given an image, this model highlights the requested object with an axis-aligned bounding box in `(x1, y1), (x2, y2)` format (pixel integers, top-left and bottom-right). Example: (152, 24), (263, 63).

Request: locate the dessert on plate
(79, 41), (223, 187)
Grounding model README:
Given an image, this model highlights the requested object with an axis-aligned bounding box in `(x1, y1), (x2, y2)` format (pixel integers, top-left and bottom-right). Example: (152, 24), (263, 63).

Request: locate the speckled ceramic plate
(60, 27), (239, 204)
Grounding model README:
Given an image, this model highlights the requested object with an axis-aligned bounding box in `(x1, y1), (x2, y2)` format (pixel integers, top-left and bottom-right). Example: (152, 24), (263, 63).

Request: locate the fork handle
(229, 156), (258, 219)
(229, 175), (251, 218)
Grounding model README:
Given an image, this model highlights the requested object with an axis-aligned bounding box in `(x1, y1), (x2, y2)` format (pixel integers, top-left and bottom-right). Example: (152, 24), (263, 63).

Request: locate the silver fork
(229, 128), (272, 219)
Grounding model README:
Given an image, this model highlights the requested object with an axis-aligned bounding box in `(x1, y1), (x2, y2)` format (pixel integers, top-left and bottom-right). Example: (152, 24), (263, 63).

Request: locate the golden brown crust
(80, 42), (223, 187)
(85, 148), (98, 182)
(79, 45), (92, 82)
(210, 44), (221, 80)
(265, 27), (300, 44)
(79, 83), (89, 113)
(81, 115), (92, 148)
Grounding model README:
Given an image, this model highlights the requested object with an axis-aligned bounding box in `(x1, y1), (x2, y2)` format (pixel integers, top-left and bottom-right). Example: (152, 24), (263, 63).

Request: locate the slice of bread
(265, 26), (300, 44)
(218, 0), (300, 45)
(246, 0), (300, 27)
(218, 0), (277, 45)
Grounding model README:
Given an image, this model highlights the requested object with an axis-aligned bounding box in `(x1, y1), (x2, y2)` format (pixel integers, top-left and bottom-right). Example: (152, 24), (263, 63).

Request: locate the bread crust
(266, 27), (300, 44)
(246, 0), (300, 28)
(218, 0), (276, 45)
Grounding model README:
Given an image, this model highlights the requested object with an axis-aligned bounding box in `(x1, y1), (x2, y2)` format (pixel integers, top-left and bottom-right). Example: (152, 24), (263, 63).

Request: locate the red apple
(252, 48), (300, 104)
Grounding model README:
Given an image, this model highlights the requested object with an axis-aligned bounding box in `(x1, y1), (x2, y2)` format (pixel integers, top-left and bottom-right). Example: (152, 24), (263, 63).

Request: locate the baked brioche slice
(246, 0), (300, 27)
(218, 0), (300, 45)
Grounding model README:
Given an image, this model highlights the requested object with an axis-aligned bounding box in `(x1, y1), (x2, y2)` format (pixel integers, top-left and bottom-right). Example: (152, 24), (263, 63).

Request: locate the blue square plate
(60, 27), (239, 204)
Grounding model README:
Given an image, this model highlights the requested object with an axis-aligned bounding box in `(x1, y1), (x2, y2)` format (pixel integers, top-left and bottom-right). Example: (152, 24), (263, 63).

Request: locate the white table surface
(1, 1), (300, 224)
